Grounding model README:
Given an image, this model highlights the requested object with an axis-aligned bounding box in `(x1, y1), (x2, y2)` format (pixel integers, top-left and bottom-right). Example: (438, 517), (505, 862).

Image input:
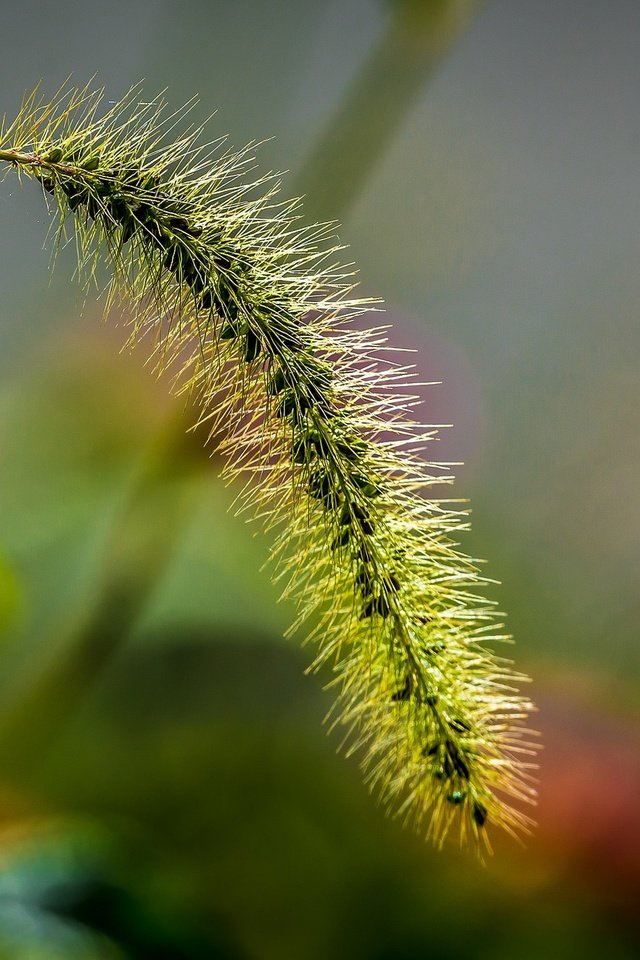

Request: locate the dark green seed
(297, 392), (314, 414)
(147, 220), (167, 247)
(86, 194), (102, 218)
(244, 329), (261, 363)
(472, 802), (488, 827)
(445, 740), (470, 780)
(178, 254), (198, 280)
(121, 217), (137, 243)
(391, 677), (411, 702)
(82, 155), (100, 171)
(107, 193), (127, 220)
(351, 473), (381, 497)
(215, 251), (232, 271)
(305, 377), (328, 405)
(309, 472), (331, 501)
(424, 642), (444, 656)
(455, 757), (470, 780)
(159, 194), (189, 215)
(447, 790), (466, 805)
(45, 147), (63, 164)
(377, 596), (391, 617)
(292, 438), (311, 464)
(361, 596), (390, 619)
(358, 542), (374, 564)
(449, 718), (471, 734)
(336, 438), (366, 461)
(119, 166), (139, 182)
(187, 271), (206, 294)
(355, 568), (375, 596)
(313, 400), (335, 422)
(225, 299), (239, 321)
(138, 172), (159, 191)
(309, 432), (331, 456)
(341, 502), (369, 525)
(222, 278), (240, 304)
(220, 322), (240, 341)
(277, 392), (297, 418)
(278, 324), (304, 351)
(95, 179), (114, 198)
(308, 470), (340, 508)
(268, 369), (287, 395)
(331, 528), (350, 550)
(198, 287), (214, 310)
(163, 245), (181, 272)
(67, 187), (87, 211)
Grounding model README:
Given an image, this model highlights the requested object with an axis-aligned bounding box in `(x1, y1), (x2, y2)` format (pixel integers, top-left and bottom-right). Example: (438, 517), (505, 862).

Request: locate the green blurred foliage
(0, 556), (21, 638)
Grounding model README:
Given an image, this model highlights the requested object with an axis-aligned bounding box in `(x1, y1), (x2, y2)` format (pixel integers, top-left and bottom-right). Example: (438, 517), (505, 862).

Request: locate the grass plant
(0, 82), (537, 851)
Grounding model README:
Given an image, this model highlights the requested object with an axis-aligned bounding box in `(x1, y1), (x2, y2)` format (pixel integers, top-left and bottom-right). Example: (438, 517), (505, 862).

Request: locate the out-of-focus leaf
(0, 821), (247, 959)
(0, 554), (21, 637)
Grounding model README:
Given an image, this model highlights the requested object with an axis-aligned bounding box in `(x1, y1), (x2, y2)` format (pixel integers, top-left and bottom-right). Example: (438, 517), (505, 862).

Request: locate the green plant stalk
(296, 0), (486, 220)
(0, 84), (536, 851)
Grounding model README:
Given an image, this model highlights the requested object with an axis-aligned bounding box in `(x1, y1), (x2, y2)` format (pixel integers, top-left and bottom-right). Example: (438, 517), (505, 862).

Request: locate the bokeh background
(0, 1), (639, 957)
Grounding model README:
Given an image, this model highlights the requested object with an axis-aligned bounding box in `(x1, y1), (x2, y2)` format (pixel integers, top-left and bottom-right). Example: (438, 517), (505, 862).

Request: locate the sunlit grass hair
(0, 83), (537, 852)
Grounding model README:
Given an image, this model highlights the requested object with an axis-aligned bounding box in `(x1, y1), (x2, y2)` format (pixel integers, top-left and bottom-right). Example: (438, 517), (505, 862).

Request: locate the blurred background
(0, 0), (639, 957)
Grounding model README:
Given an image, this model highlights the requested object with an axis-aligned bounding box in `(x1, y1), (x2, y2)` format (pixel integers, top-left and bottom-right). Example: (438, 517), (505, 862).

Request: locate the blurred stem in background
(0, 0), (483, 772)
(0, 415), (204, 775)
(296, 0), (485, 221)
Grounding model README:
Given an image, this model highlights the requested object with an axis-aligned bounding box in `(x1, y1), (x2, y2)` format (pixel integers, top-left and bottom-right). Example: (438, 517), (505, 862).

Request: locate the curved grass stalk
(0, 82), (537, 852)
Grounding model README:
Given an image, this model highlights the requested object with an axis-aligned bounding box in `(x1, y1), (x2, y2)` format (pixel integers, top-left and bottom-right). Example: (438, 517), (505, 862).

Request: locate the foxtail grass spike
(0, 83), (537, 852)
